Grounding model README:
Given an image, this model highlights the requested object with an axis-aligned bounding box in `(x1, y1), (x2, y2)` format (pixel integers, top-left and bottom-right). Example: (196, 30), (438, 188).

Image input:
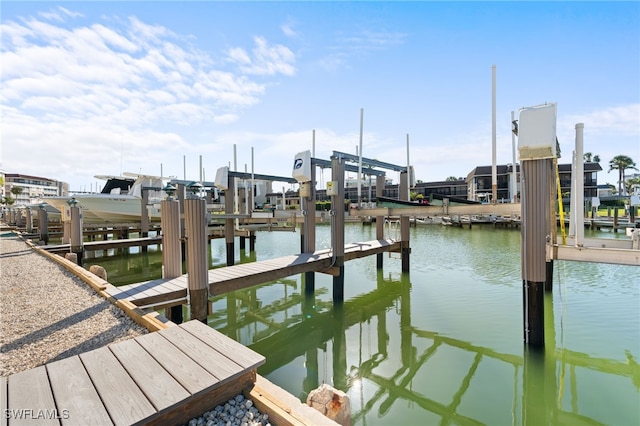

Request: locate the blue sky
(1, 1), (639, 191)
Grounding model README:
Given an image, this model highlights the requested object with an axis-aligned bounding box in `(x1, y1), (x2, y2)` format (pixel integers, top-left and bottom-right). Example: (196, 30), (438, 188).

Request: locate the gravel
(0, 234), (147, 376)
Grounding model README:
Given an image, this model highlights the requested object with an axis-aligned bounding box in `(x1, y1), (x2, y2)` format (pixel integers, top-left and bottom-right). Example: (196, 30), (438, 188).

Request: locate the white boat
(44, 174), (166, 224)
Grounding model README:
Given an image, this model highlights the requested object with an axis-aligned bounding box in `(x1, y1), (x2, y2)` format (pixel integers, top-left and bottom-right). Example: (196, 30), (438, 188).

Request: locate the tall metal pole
(406, 134), (411, 200)
(358, 108), (364, 207)
(511, 110), (517, 203)
(575, 123), (585, 246)
(491, 64), (497, 204)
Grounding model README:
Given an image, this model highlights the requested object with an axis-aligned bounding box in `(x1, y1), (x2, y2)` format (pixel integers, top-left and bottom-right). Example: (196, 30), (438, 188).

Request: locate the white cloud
(227, 36), (296, 76)
(318, 28), (406, 72)
(0, 9), (296, 188)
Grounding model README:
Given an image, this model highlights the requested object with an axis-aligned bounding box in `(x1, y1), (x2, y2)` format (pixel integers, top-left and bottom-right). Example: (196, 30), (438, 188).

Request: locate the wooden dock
(42, 236), (163, 254)
(1, 320), (264, 426)
(106, 239), (401, 308)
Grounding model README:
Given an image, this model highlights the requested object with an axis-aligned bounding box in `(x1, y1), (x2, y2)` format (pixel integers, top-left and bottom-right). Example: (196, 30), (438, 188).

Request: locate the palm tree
(584, 152), (601, 163)
(608, 155), (638, 196)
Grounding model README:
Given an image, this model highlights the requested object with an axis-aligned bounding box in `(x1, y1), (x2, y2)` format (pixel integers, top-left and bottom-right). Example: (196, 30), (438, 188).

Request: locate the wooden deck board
(8, 366), (59, 426)
(181, 321), (265, 370)
(4, 321), (264, 426)
(46, 356), (113, 426)
(0, 377), (7, 426)
(134, 332), (218, 395)
(110, 339), (190, 412)
(158, 326), (243, 383)
(80, 347), (156, 426)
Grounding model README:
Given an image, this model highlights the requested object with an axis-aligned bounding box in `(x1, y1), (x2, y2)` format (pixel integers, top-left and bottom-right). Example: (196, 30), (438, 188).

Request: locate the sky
(1, 1), (639, 192)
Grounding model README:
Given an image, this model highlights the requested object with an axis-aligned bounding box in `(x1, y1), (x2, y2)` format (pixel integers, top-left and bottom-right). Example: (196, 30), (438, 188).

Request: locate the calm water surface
(93, 224), (639, 425)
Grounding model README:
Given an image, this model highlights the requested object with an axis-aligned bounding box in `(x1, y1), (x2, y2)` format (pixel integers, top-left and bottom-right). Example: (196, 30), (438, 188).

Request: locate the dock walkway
(106, 238), (401, 308)
(1, 320), (265, 426)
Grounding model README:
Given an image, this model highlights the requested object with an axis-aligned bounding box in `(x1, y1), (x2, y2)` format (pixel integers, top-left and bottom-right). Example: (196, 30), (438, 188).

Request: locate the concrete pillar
(184, 197), (209, 322)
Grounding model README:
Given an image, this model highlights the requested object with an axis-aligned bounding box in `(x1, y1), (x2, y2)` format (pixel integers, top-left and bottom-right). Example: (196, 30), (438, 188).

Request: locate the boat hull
(44, 195), (161, 224)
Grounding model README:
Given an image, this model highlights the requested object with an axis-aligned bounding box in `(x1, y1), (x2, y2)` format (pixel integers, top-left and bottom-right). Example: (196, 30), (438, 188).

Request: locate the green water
(93, 224), (639, 425)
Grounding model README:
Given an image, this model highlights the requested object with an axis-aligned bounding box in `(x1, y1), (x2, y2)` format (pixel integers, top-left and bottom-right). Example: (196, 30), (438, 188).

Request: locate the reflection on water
(101, 224), (639, 425)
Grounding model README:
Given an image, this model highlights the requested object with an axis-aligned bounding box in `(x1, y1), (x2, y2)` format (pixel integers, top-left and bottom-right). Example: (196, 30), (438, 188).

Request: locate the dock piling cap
(518, 103), (557, 161)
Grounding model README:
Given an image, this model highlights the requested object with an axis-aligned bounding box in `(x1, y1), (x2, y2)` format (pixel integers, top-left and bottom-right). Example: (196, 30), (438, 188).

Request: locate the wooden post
(161, 198), (183, 323)
(161, 199), (182, 279)
(613, 208), (618, 233)
(25, 207), (33, 233)
(302, 164), (317, 294)
(70, 206), (84, 266)
(399, 171), (410, 273)
(331, 155), (345, 303)
(177, 183), (186, 260)
(518, 104), (557, 348)
(249, 232), (256, 252)
(38, 207), (49, 244)
(184, 197), (209, 322)
(521, 159), (553, 347)
(376, 175), (385, 270)
(225, 178), (235, 266)
(141, 188), (150, 253)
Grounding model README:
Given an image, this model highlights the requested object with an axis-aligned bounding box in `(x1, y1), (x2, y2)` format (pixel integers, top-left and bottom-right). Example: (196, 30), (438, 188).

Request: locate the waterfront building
(2, 173), (68, 205)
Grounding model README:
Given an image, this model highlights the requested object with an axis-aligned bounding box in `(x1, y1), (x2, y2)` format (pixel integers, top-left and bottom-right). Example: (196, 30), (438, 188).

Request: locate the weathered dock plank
(46, 356), (113, 426)
(80, 347), (156, 426)
(0, 377), (6, 426)
(134, 332), (218, 394)
(110, 339), (190, 412)
(181, 320), (264, 370)
(159, 326), (242, 383)
(8, 366), (59, 426)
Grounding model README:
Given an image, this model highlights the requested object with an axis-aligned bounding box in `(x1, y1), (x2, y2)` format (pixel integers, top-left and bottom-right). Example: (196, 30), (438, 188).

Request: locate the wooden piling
(399, 171), (410, 273)
(161, 199), (182, 279)
(38, 207), (49, 244)
(70, 206), (84, 266)
(141, 188), (150, 253)
(518, 103), (557, 348)
(302, 163), (317, 293)
(161, 198), (183, 324)
(521, 159), (553, 347)
(25, 207), (33, 233)
(225, 178), (235, 266)
(376, 175), (385, 270)
(184, 197), (209, 322)
(331, 155), (345, 303)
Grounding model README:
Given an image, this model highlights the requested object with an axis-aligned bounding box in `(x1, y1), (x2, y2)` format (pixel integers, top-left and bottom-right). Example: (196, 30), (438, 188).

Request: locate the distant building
(258, 161), (604, 208)
(2, 173), (68, 205)
(464, 162), (601, 203)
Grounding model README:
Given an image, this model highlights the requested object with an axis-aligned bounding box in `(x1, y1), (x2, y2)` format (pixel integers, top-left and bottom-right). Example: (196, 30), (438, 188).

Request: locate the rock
(89, 264), (108, 280)
(306, 383), (351, 426)
(64, 253), (78, 264)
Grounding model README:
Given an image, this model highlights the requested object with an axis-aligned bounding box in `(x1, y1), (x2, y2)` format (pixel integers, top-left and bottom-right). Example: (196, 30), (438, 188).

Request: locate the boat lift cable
(556, 161), (567, 245)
